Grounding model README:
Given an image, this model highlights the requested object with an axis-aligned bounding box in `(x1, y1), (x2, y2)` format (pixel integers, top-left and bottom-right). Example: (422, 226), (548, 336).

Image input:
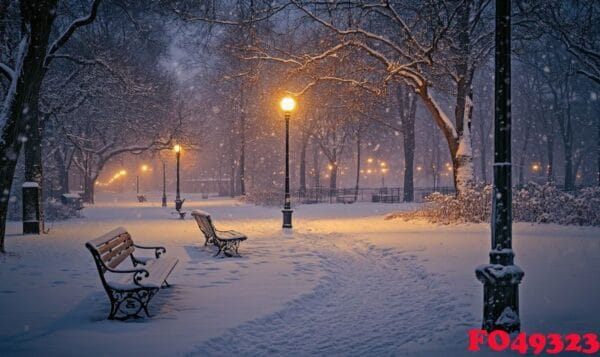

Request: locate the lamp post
(161, 161), (167, 207)
(280, 96), (296, 228)
(476, 0), (523, 333)
(174, 145), (184, 212)
(380, 162), (387, 187)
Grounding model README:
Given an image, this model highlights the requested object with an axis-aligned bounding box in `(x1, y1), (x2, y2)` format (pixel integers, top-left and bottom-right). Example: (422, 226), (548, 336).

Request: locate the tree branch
(0, 62), (14, 82)
(44, 0), (103, 67)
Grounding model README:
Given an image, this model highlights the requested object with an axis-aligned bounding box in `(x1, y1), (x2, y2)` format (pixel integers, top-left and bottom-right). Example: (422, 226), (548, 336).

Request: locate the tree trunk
(563, 119), (575, 191)
(0, 0), (58, 252)
(451, 1), (475, 195)
(23, 95), (44, 233)
(238, 89), (246, 196)
(398, 85), (417, 202)
(230, 160), (235, 197)
(83, 174), (96, 204)
(564, 140), (574, 190)
(418, 84), (475, 196)
(517, 125), (531, 187)
(546, 135), (555, 182)
(299, 131), (308, 197)
(354, 131), (361, 201)
(329, 158), (337, 190)
(313, 141), (320, 188)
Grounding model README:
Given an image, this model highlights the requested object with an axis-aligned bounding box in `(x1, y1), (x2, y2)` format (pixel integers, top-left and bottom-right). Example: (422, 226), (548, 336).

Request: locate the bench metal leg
(107, 288), (158, 320)
(214, 243), (224, 257)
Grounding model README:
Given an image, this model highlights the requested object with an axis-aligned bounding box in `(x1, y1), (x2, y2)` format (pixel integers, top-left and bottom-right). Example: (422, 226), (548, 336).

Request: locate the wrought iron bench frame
(85, 227), (178, 320)
(191, 210), (247, 257)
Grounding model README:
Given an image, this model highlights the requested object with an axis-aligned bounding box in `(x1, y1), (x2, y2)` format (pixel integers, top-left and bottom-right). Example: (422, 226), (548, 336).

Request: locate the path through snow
(191, 231), (476, 356)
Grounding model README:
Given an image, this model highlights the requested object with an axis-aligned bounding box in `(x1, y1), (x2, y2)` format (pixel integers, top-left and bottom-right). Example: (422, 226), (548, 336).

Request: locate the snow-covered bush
(240, 190), (286, 206)
(44, 198), (82, 221)
(390, 183), (600, 226)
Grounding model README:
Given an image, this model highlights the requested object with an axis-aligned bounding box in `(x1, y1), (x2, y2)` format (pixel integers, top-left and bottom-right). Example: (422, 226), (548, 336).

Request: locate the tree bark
(83, 174), (96, 204)
(0, 0), (58, 252)
(517, 125), (531, 187)
(354, 130), (361, 201)
(398, 85), (417, 202)
(563, 117), (574, 190)
(329, 162), (337, 190)
(418, 85), (474, 195)
(299, 131), (309, 197)
(546, 134), (555, 182)
(238, 87), (246, 195)
(312, 141), (320, 188)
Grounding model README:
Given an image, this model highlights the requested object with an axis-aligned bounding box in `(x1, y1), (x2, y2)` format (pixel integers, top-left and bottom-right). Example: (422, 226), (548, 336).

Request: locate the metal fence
(294, 186), (455, 204)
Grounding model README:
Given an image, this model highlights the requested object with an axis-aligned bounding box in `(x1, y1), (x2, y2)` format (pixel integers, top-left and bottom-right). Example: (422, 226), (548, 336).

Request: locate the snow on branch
(292, 76), (382, 96)
(171, 3), (289, 26)
(0, 36), (29, 132)
(44, 0), (102, 67)
(49, 54), (130, 87)
(0, 62), (14, 82)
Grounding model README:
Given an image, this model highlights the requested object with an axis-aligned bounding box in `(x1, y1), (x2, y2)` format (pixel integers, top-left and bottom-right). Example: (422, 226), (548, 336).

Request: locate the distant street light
(280, 96), (296, 228)
(380, 162), (387, 187)
(173, 145), (184, 212)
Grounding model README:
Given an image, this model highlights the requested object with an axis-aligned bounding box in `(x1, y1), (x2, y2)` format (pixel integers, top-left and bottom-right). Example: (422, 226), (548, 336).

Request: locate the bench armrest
(104, 265), (150, 283)
(133, 244), (166, 258)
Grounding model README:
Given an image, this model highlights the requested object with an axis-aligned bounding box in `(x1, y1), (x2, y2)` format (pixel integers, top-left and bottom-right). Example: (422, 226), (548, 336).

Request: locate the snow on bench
(85, 227), (178, 320)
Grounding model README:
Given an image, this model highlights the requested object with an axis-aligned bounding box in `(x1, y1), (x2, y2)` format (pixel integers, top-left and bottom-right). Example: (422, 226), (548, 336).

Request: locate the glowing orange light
(280, 96), (297, 112)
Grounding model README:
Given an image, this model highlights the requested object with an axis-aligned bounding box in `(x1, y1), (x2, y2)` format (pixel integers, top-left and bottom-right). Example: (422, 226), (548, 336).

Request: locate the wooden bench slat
(101, 239), (133, 263)
(108, 246), (135, 269)
(97, 233), (131, 254)
(88, 227), (128, 247)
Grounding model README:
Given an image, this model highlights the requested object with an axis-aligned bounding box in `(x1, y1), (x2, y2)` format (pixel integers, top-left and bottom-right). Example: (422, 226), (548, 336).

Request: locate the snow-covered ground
(1, 193), (598, 356)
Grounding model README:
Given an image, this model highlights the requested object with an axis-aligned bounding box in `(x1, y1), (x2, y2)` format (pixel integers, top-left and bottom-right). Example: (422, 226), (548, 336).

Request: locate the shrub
(44, 198), (82, 221)
(389, 183), (600, 226)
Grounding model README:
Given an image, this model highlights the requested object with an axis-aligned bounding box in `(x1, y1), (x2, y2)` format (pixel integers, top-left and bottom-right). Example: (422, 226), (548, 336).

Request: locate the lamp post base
(282, 209), (293, 228)
(476, 263), (524, 332)
(175, 198), (184, 212)
(161, 195), (167, 207)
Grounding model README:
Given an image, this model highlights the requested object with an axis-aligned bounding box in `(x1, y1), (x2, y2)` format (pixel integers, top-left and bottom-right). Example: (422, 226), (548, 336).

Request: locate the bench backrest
(86, 227), (135, 273)
(191, 210), (217, 242)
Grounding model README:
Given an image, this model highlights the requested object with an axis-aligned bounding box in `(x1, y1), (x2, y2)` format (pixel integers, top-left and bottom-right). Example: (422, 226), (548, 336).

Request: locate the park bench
(61, 193), (84, 210)
(191, 210), (247, 257)
(85, 227), (178, 320)
(336, 194), (356, 204)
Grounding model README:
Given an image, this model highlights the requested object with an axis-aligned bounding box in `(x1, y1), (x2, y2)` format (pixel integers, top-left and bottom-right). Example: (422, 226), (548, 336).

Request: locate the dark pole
(476, 0), (523, 332)
(282, 112), (293, 228)
(161, 161), (167, 207)
(136, 175), (139, 195)
(175, 149), (183, 212)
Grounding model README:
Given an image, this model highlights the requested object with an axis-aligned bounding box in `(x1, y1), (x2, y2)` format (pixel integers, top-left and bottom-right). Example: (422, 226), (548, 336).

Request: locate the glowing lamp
(280, 96), (296, 112)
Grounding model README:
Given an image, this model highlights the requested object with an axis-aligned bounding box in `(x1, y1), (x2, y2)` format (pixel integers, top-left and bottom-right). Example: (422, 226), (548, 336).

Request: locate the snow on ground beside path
(1, 193), (599, 356)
